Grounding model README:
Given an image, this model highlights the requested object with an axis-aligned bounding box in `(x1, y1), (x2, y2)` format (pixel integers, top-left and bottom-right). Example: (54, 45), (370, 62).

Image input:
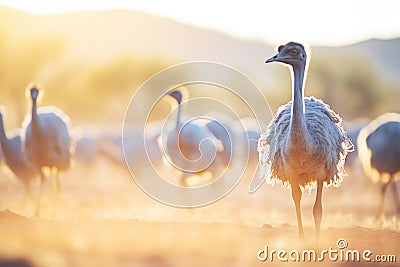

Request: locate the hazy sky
(1, 0), (399, 46)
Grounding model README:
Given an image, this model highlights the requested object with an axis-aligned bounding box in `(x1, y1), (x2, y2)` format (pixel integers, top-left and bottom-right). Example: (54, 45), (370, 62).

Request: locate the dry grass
(0, 157), (399, 267)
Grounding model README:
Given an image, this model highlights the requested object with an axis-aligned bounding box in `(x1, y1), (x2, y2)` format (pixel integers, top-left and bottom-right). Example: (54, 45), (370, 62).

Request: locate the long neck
(176, 104), (182, 130)
(288, 62), (310, 149)
(31, 97), (39, 131)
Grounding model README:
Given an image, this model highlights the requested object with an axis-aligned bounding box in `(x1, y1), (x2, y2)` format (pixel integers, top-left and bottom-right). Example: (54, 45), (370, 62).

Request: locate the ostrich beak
(265, 54), (279, 63)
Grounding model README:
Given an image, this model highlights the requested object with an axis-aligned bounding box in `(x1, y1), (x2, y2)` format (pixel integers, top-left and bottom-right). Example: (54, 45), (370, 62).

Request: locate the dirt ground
(0, 158), (399, 267)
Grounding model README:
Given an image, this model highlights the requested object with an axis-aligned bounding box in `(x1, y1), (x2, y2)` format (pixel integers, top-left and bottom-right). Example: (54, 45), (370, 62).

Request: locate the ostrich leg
(52, 170), (61, 217)
(390, 177), (400, 213)
(291, 182), (304, 239)
(313, 179), (323, 240)
(35, 170), (45, 217)
(376, 181), (390, 219)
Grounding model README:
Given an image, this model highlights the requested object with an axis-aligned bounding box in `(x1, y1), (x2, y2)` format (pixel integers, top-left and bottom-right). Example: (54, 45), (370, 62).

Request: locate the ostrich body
(23, 86), (72, 216)
(344, 118), (369, 169)
(122, 122), (164, 174)
(258, 42), (353, 239)
(237, 118), (260, 178)
(230, 117), (260, 179)
(92, 122), (165, 177)
(0, 111), (37, 198)
(73, 126), (101, 165)
(357, 113), (400, 217)
(165, 89), (225, 186)
(205, 119), (231, 167)
(342, 119), (370, 185)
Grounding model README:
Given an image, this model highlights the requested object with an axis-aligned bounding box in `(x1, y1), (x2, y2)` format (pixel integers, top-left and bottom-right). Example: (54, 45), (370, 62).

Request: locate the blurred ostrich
(121, 122), (165, 176)
(164, 88), (225, 186)
(357, 113), (400, 218)
(205, 119), (231, 168)
(23, 85), (72, 216)
(96, 123), (164, 175)
(258, 42), (353, 239)
(73, 126), (100, 165)
(342, 119), (371, 189)
(233, 117), (260, 179)
(344, 118), (369, 169)
(0, 109), (37, 203)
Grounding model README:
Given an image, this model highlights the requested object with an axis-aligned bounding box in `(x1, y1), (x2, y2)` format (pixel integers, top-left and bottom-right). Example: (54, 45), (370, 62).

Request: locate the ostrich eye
(288, 49), (299, 56)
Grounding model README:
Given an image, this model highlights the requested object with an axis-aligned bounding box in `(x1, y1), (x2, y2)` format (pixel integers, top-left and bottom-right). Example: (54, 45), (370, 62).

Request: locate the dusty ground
(0, 158), (399, 267)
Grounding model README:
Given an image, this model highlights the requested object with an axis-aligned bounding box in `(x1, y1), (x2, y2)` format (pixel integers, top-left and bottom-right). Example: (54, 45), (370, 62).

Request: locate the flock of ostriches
(0, 42), (399, 240)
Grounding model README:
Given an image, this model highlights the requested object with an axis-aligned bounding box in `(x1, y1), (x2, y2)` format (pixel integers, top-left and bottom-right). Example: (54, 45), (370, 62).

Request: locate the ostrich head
(265, 42), (307, 67)
(165, 87), (189, 105)
(165, 87), (189, 129)
(30, 86), (39, 100)
(25, 83), (42, 103)
(168, 90), (182, 105)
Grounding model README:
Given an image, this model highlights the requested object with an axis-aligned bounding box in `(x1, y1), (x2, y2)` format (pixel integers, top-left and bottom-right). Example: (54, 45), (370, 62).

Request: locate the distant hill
(315, 38), (400, 83)
(345, 38), (400, 82)
(0, 5), (276, 86)
(1, 5), (399, 85)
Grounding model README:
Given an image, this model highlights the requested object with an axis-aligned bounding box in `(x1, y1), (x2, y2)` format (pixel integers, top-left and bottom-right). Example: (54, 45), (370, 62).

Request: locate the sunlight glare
(0, 0), (399, 46)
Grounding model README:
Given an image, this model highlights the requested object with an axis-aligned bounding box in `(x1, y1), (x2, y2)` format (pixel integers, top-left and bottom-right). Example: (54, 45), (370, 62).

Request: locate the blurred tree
(307, 52), (389, 120)
(0, 32), (65, 125)
(45, 55), (169, 124)
(0, 21), (169, 125)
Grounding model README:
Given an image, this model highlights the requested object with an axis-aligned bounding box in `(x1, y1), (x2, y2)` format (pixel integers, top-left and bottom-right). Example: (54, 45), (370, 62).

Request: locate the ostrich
(357, 113), (400, 218)
(257, 42), (353, 239)
(205, 119), (232, 168)
(72, 126), (101, 165)
(103, 122), (164, 175)
(164, 88), (225, 186)
(0, 109), (37, 203)
(344, 118), (369, 169)
(232, 117), (260, 179)
(23, 85), (72, 216)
